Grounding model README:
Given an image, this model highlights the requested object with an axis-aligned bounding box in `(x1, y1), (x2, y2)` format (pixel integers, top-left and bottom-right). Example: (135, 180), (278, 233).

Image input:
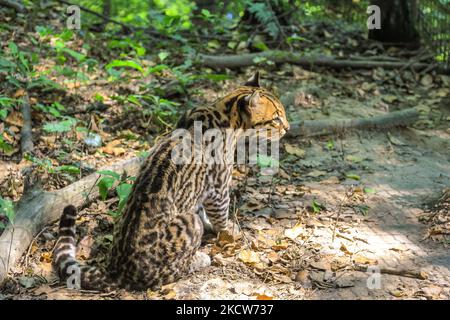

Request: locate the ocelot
(53, 72), (290, 291)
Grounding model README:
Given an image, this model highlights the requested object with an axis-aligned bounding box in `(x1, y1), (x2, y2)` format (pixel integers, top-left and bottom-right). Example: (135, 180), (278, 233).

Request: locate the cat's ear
(244, 71), (260, 87)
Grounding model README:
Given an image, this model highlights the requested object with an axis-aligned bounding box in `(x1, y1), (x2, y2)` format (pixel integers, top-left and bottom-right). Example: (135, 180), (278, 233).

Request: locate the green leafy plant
(311, 200), (323, 214)
(34, 102), (65, 118)
(246, 1), (280, 39)
(257, 154), (280, 169)
(106, 59), (144, 73)
(0, 197), (15, 230)
(42, 117), (77, 133)
(96, 170), (134, 217)
(24, 154), (81, 176)
(0, 96), (15, 119)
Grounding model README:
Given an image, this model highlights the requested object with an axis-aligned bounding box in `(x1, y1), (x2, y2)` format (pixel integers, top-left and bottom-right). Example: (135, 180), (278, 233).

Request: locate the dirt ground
(1, 65), (449, 300)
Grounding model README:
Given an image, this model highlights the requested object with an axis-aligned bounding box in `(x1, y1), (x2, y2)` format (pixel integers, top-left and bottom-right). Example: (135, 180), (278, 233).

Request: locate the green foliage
(106, 59), (144, 73)
(0, 40), (60, 92)
(0, 96), (15, 119)
(107, 38), (146, 57)
(34, 102), (65, 118)
(311, 200), (323, 214)
(116, 183), (132, 213)
(97, 176), (116, 201)
(150, 0), (194, 33)
(24, 154), (81, 176)
(345, 173), (361, 181)
(246, 1), (280, 39)
(326, 139), (335, 151)
(0, 197), (15, 229)
(355, 204), (370, 216)
(42, 117), (77, 133)
(141, 94), (180, 128)
(0, 136), (14, 154)
(96, 170), (133, 217)
(55, 165), (81, 175)
(257, 154), (279, 169)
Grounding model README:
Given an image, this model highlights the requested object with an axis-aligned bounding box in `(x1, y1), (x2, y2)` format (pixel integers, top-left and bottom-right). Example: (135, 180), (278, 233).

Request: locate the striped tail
(52, 205), (112, 291)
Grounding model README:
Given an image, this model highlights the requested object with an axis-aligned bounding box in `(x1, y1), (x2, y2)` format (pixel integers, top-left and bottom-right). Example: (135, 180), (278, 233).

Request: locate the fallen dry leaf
(353, 255), (378, 265)
(285, 143), (305, 158)
(267, 251), (279, 263)
(307, 170), (327, 178)
(271, 241), (290, 251)
(77, 235), (95, 260)
(320, 176), (340, 185)
(101, 139), (126, 156)
(217, 230), (235, 247)
(5, 111), (23, 127)
(238, 249), (261, 264)
(310, 260), (332, 271)
(13, 88), (26, 98)
(284, 223), (303, 240)
(390, 289), (406, 298)
(239, 198), (265, 213)
(255, 294), (273, 300)
(339, 243), (353, 255)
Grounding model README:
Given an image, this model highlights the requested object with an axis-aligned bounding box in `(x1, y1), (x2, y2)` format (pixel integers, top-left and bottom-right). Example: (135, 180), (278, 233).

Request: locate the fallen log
(0, 0), (25, 12)
(0, 156), (143, 285)
(199, 51), (450, 74)
(286, 107), (420, 138)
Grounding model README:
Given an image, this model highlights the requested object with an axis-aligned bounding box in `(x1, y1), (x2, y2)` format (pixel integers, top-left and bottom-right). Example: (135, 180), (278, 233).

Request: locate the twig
(24, 226), (47, 269)
(354, 264), (428, 280)
(332, 187), (353, 242)
(336, 232), (354, 242)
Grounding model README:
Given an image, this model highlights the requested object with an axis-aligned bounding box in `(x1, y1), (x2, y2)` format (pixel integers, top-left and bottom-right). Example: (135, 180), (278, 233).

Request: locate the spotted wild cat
(53, 72), (290, 291)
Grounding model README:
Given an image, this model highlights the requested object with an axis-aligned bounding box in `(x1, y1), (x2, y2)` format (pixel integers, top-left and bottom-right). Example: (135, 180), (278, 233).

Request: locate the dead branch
(20, 93), (33, 155)
(286, 107), (420, 138)
(198, 51), (450, 74)
(354, 264), (428, 280)
(0, 156), (143, 285)
(0, 0), (24, 12)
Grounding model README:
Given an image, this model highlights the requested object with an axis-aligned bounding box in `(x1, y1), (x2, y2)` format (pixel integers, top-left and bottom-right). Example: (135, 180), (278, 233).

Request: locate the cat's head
(235, 71), (290, 138)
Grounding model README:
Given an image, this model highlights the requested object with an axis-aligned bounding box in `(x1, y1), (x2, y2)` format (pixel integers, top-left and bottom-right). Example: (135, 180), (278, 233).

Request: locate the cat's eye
(273, 117), (283, 124)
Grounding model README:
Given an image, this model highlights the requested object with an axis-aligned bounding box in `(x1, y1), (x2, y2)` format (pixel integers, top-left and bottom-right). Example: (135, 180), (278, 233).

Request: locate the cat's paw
(190, 251), (211, 272)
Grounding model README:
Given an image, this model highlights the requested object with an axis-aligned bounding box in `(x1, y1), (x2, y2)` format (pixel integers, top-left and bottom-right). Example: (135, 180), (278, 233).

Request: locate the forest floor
(1, 67), (449, 300)
(0, 3), (449, 300)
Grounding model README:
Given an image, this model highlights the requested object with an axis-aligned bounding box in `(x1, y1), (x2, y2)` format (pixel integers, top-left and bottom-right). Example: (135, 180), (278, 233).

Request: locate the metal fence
(417, 0), (450, 67)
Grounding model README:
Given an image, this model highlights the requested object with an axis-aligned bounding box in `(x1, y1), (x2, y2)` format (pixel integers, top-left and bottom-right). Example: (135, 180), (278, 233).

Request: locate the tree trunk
(98, 0), (112, 31)
(368, 0), (420, 44)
